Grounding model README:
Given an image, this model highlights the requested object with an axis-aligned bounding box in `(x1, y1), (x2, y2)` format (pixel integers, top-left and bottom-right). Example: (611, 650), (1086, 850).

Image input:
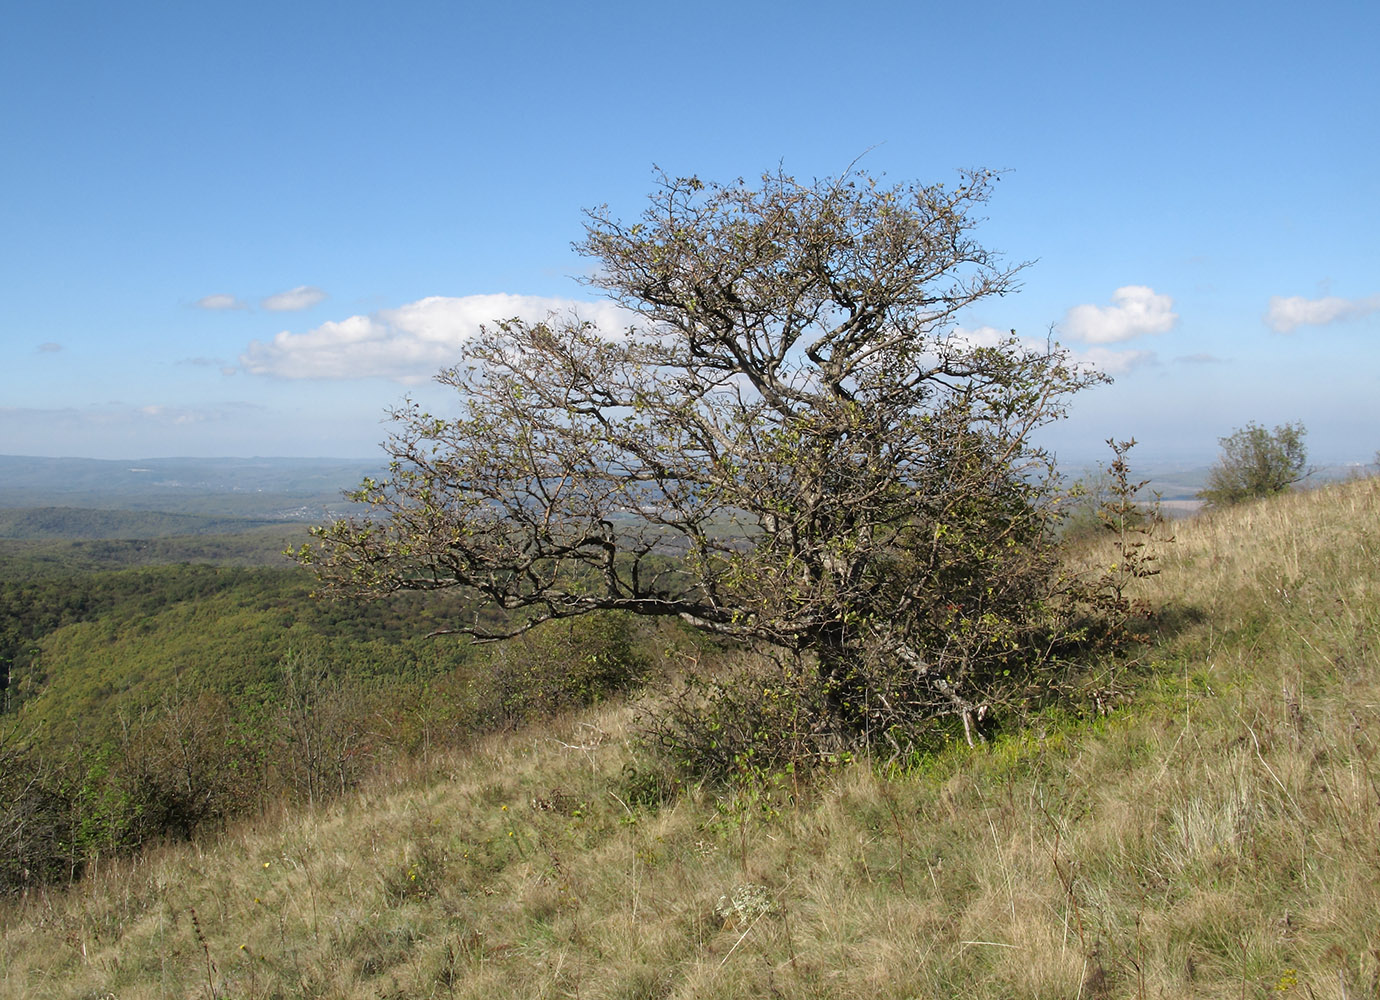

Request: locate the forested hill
(0, 542), (648, 888)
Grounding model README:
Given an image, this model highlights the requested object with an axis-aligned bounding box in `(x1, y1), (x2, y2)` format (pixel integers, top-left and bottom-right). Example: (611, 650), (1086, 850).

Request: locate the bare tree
(302, 167), (1106, 744)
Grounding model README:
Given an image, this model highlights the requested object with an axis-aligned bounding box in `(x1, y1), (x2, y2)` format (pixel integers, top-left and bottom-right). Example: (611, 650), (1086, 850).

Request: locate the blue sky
(3, 0), (1377, 465)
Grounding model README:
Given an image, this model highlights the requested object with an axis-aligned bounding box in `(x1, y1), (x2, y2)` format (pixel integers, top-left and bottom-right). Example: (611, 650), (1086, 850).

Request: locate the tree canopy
(303, 167), (1107, 746)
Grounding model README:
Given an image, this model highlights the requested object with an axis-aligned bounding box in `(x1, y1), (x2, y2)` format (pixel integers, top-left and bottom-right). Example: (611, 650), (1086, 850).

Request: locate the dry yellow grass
(2, 478), (1378, 999)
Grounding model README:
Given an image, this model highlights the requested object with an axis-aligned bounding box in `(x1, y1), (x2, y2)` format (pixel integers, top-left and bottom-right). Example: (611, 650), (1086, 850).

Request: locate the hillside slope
(2, 479), (1378, 999)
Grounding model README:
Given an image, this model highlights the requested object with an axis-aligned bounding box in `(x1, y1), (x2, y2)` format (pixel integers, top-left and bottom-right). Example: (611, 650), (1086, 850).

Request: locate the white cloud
(196, 293), (245, 310)
(1264, 293), (1380, 333)
(1062, 286), (1178, 343)
(262, 285), (328, 312)
(241, 294), (639, 381)
(1174, 352), (1225, 364)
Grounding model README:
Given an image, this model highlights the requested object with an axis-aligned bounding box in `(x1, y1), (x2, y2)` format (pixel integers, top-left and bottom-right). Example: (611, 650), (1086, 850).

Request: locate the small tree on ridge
(1198, 421), (1309, 508)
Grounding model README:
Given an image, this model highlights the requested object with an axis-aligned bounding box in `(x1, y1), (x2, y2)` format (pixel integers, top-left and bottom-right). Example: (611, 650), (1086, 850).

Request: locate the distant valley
(0, 454), (384, 521)
(0, 453), (1367, 533)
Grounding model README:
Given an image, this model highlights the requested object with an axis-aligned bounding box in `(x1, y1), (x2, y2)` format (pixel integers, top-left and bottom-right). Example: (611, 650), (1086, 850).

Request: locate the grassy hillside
(2, 478), (1378, 998)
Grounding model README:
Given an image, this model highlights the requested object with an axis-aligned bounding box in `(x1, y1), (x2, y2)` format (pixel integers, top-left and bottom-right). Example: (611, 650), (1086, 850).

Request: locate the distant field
(1156, 498), (1204, 517)
(0, 524), (307, 573)
(0, 454), (382, 519)
(0, 506), (283, 540)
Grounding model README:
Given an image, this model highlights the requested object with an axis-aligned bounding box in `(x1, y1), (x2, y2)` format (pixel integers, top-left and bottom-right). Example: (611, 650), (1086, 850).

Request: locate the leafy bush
(115, 693), (262, 841)
(479, 612), (649, 725)
(1198, 421), (1308, 508)
(641, 650), (843, 784)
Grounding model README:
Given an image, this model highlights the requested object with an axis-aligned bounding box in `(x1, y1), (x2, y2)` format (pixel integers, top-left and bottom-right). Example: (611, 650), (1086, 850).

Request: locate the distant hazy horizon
(2, 425), (1373, 471)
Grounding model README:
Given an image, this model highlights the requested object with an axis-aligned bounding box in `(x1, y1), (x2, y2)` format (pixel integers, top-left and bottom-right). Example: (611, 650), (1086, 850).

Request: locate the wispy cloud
(1074, 346), (1157, 375)
(178, 357), (239, 376)
(195, 293), (246, 311)
(1264, 293), (1380, 333)
(241, 294), (637, 381)
(1174, 352), (1226, 364)
(1062, 286), (1178, 343)
(37, 341), (63, 353)
(261, 285), (327, 312)
(950, 325), (1155, 376)
(0, 401), (294, 458)
(1, 401), (260, 429)
(136, 404), (209, 426)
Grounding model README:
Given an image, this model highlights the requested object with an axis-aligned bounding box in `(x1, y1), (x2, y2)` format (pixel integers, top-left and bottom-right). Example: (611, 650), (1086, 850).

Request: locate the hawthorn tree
(302, 168), (1107, 748)
(1197, 421), (1309, 508)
